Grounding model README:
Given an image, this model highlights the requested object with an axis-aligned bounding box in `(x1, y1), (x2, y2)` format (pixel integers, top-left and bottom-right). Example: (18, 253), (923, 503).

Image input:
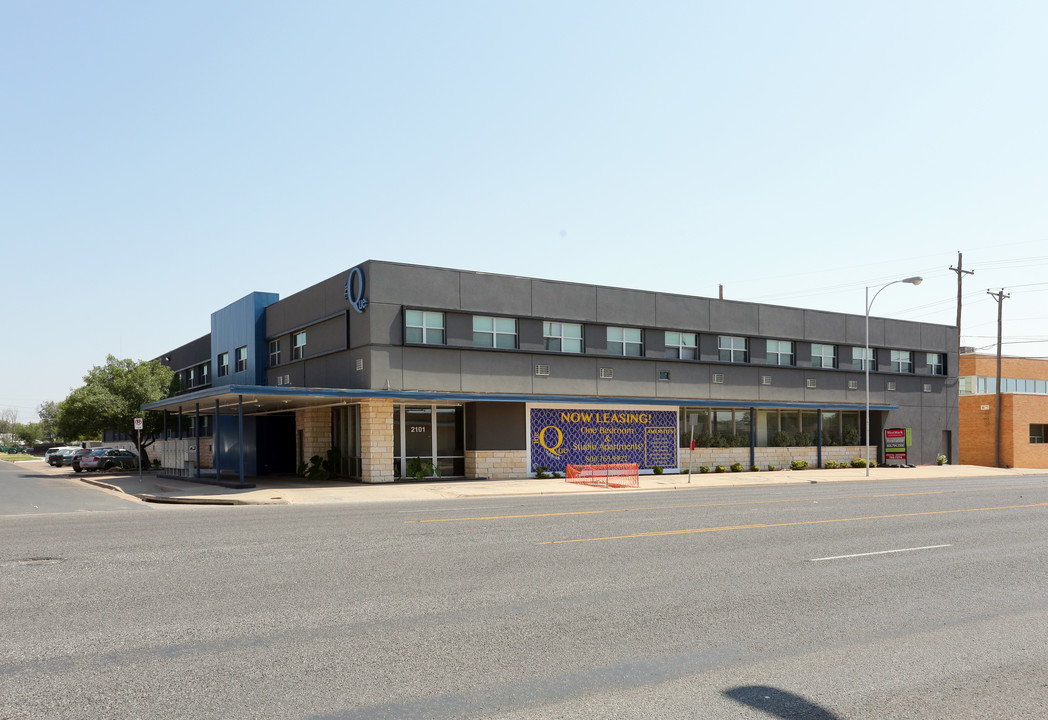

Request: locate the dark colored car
(54, 448), (91, 468)
(77, 448), (139, 472)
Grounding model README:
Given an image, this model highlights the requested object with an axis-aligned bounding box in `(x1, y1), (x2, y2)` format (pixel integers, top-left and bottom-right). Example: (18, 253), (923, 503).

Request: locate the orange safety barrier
(565, 463), (640, 489)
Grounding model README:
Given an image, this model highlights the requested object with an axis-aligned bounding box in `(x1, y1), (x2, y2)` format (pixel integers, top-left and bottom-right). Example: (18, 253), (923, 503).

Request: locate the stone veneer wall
(679, 446), (875, 469)
(296, 407), (331, 469)
(360, 399), (395, 483)
(466, 450), (529, 479)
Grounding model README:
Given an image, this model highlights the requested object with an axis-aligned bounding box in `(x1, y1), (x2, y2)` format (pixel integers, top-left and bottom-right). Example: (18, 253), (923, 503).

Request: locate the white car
(44, 446), (81, 466)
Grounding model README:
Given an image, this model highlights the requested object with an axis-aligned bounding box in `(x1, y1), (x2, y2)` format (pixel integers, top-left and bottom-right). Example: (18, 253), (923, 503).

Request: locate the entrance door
(394, 404), (464, 478)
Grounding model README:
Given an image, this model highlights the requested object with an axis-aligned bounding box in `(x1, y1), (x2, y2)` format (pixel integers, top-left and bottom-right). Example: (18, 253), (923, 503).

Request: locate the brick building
(959, 353), (1048, 468)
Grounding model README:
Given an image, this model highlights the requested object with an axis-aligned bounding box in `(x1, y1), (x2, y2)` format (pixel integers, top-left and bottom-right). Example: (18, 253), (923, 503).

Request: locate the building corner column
(360, 399), (395, 483)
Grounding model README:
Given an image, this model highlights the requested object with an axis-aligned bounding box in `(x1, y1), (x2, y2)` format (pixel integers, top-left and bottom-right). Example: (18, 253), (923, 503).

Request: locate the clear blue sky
(2, 1), (1046, 423)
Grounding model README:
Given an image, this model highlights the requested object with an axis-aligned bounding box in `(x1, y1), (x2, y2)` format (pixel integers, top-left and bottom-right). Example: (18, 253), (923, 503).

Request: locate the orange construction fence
(565, 463), (640, 489)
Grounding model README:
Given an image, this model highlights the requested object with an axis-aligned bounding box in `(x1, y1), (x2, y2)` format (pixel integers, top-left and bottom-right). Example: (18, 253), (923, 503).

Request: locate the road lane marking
(537, 502), (1048, 545)
(405, 485), (1048, 524)
(810, 544), (953, 562)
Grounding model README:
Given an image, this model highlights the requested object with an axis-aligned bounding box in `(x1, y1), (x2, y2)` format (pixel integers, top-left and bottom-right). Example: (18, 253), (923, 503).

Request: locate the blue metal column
(177, 407), (183, 477)
(750, 407), (756, 469)
(194, 403), (201, 478)
(816, 410), (823, 468)
(214, 399), (221, 481)
(238, 395), (245, 486)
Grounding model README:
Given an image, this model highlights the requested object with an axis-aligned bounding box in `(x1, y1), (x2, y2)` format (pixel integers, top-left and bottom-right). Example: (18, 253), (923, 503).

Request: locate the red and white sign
(133, 417), (144, 430)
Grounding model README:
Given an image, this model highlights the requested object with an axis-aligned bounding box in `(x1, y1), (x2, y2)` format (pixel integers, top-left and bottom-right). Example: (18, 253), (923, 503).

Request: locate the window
(891, 350), (913, 373)
(201, 362), (210, 386)
(927, 353), (945, 376)
(607, 327), (643, 356)
(718, 335), (748, 363)
(188, 368), (196, 387)
(405, 310), (445, 345)
(473, 316), (517, 349)
(235, 346), (248, 373)
(767, 339), (794, 366)
(852, 347), (877, 371)
(665, 331), (697, 360)
(811, 343), (837, 369)
(1031, 424), (1046, 444)
(218, 352), (229, 377)
(292, 331), (307, 359)
(543, 322), (583, 353)
(269, 339), (281, 366)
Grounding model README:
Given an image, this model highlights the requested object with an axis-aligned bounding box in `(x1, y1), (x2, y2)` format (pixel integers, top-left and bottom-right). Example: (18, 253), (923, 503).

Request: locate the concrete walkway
(14, 458), (1046, 506)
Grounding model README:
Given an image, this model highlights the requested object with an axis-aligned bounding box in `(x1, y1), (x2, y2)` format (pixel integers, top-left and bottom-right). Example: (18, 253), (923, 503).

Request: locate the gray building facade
(145, 261), (959, 482)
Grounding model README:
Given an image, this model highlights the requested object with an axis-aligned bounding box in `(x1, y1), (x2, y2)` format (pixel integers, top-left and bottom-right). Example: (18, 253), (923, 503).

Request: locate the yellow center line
(404, 485), (1047, 524)
(537, 501), (1048, 544)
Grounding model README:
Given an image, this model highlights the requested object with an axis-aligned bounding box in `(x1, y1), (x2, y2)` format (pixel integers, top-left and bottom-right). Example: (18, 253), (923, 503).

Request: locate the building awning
(142, 385), (899, 415)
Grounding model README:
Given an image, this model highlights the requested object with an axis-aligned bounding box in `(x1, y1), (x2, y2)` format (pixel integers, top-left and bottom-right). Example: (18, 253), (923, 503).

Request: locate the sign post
(134, 417), (144, 482)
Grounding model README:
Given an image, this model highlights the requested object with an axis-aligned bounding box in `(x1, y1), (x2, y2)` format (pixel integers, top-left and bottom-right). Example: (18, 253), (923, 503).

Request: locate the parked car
(66, 448), (98, 471)
(77, 448), (139, 472)
(44, 447), (75, 465)
(53, 448), (90, 468)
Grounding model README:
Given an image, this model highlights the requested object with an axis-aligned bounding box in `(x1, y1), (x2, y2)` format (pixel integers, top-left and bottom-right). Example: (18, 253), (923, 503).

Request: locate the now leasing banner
(529, 407), (678, 473)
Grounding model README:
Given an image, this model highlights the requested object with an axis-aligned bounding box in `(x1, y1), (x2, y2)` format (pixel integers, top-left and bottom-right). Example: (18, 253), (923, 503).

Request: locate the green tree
(36, 401), (61, 441)
(57, 356), (173, 466)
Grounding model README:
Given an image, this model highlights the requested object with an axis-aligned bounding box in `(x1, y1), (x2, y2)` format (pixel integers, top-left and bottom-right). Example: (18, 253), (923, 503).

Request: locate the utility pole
(988, 289), (1009, 467)
(949, 251), (974, 354)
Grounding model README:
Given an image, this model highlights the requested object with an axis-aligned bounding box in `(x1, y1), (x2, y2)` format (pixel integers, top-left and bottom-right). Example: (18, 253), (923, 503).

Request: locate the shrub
(699, 466), (711, 474)
(730, 463), (744, 472)
(767, 464), (777, 471)
(772, 431), (792, 447)
(790, 460), (808, 470)
(652, 465), (664, 475)
(715, 465), (727, 473)
(534, 465), (550, 479)
(823, 460), (839, 469)
(750, 465), (760, 472)
(299, 447), (342, 481)
(850, 457), (867, 468)
(843, 428), (861, 445)
(936, 454), (947, 465)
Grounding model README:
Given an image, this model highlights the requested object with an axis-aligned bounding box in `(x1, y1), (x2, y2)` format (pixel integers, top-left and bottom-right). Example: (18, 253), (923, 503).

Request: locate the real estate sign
(884, 427), (909, 462)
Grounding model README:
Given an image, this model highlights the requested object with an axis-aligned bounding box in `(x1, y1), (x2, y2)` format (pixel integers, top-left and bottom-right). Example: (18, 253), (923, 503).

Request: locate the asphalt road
(3, 474), (1047, 719)
(0, 458), (150, 516)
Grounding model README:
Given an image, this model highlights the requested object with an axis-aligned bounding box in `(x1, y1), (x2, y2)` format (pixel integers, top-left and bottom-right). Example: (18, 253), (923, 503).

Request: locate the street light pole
(865, 276), (923, 477)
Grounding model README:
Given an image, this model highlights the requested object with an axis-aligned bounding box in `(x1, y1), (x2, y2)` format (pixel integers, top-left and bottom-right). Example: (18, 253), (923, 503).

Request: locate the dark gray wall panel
(519, 319), (544, 352)
(529, 356), (599, 395)
(365, 303), (401, 347)
(460, 352), (535, 394)
(759, 305), (805, 339)
(402, 347), (462, 391)
(160, 334), (211, 371)
(445, 312), (474, 348)
(596, 286), (656, 326)
(460, 273), (533, 315)
(466, 402), (526, 451)
(654, 362), (711, 399)
(367, 347), (403, 390)
(301, 352), (353, 389)
(710, 300), (759, 334)
(594, 360), (655, 397)
(804, 310), (846, 342)
(655, 294), (711, 332)
(646, 331), (666, 358)
(756, 370), (806, 402)
(369, 262), (462, 309)
(711, 367), (759, 400)
(267, 273), (346, 337)
(885, 319), (922, 349)
(920, 323), (950, 352)
(531, 280), (597, 322)
(305, 315), (349, 357)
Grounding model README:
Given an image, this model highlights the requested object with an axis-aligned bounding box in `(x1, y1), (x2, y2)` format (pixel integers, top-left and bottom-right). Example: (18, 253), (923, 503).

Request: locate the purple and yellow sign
(529, 407), (678, 473)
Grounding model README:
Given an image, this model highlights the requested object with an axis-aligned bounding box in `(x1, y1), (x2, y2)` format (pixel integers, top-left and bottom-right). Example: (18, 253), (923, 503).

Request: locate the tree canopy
(58, 356), (173, 463)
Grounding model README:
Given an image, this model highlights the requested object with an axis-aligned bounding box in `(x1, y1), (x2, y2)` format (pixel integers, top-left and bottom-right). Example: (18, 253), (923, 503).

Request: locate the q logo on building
(533, 425), (565, 456)
(345, 266), (368, 313)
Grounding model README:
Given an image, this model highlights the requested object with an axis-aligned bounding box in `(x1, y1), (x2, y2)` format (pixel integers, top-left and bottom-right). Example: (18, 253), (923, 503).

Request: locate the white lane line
(811, 544), (952, 562)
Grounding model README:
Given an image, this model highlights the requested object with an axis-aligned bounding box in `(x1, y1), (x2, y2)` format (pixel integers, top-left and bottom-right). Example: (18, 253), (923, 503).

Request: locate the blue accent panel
(216, 414), (258, 476)
(210, 292), (279, 387)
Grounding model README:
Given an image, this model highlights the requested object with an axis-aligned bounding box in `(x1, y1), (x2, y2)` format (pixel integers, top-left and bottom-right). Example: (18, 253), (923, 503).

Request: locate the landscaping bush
(730, 463), (744, 472)
(823, 460), (839, 469)
(767, 464), (777, 471)
(750, 465), (760, 472)
(789, 460), (808, 470)
(699, 466), (711, 474)
(715, 465), (727, 473)
(936, 454), (947, 465)
(652, 465), (663, 475)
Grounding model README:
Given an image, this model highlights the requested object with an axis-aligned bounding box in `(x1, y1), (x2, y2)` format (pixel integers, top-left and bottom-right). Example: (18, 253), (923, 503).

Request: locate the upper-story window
(607, 327), (643, 357)
(811, 343), (837, 369)
(235, 346), (248, 373)
(187, 367), (197, 387)
(718, 335), (748, 363)
(852, 347), (877, 371)
(665, 331), (697, 360)
(292, 331), (307, 360)
(218, 352), (229, 377)
(890, 350), (913, 373)
(269, 340), (281, 366)
(767, 339), (794, 366)
(473, 316), (517, 349)
(543, 322), (583, 353)
(201, 362), (210, 386)
(405, 310), (445, 345)
(927, 352), (945, 376)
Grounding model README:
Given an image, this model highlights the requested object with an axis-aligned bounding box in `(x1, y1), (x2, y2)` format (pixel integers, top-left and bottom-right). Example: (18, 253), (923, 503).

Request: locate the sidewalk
(16, 459), (1046, 506)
